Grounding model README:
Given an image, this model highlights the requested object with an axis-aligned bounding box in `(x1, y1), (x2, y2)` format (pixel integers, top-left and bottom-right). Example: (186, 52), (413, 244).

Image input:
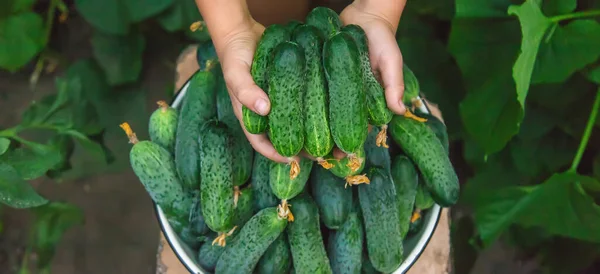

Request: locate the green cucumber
(256, 234), (292, 274)
(214, 207), (288, 274)
(415, 179), (435, 210)
(361, 252), (380, 274)
(419, 112), (450, 155)
(268, 41), (306, 158)
(342, 25), (392, 130)
(287, 194), (332, 274)
(270, 157), (313, 201)
(407, 210), (424, 237)
(148, 100), (178, 153)
(327, 208), (364, 274)
(364, 127), (391, 173)
(199, 121), (235, 239)
(309, 165), (352, 229)
(233, 185), (255, 227)
(389, 115), (459, 206)
(323, 31), (369, 156)
(285, 20), (303, 33)
(328, 147), (366, 179)
(252, 152), (279, 211)
(198, 233), (226, 271)
(292, 25), (334, 160)
(187, 190), (210, 236)
(244, 24), (291, 134)
(175, 68), (217, 189)
(402, 64), (420, 107)
(306, 7), (342, 38)
(196, 40), (217, 71)
(390, 155), (419, 239)
(358, 167), (403, 273)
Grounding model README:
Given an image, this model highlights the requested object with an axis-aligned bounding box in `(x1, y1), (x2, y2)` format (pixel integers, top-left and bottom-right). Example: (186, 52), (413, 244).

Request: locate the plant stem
(569, 89), (600, 173)
(550, 9), (600, 22)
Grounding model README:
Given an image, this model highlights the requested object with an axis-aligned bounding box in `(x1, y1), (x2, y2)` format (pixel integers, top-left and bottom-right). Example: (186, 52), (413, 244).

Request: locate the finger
(221, 42), (271, 116)
(333, 148), (346, 160)
(300, 150), (317, 162)
(376, 37), (406, 115)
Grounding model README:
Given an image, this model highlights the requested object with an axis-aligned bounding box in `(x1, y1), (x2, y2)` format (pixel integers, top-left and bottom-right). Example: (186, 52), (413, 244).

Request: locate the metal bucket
(154, 69), (442, 274)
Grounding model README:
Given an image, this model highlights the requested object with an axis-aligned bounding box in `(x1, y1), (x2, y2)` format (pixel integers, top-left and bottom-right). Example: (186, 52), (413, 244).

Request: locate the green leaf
(405, 0), (454, 20)
(11, 0), (36, 13)
(157, 0), (202, 31)
(74, 0), (130, 35)
(587, 65), (600, 84)
(455, 0), (514, 18)
(29, 202), (84, 269)
(449, 18), (523, 154)
(64, 130), (112, 164)
(510, 131), (576, 177)
(0, 12), (44, 71)
(542, 0), (576, 16)
(532, 20), (600, 84)
(45, 135), (75, 179)
(507, 0), (553, 108)
(0, 162), (48, 208)
(0, 138), (10, 155)
(91, 30), (145, 86)
(0, 144), (63, 180)
(539, 238), (600, 274)
(470, 172), (600, 246)
(125, 0), (174, 22)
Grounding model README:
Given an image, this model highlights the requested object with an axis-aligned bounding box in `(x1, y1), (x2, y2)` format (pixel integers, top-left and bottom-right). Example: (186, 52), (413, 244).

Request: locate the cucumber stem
(189, 21), (205, 32)
(550, 9), (600, 22)
(212, 226), (238, 247)
(157, 100), (169, 112)
(119, 122), (139, 144)
(346, 153), (362, 172)
(410, 209), (421, 223)
(277, 199), (294, 222)
(233, 186), (241, 207)
(344, 174), (370, 188)
(317, 157), (335, 169)
(289, 159), (300, 179)
(375, 125), (389, 148)
(569, 90), (600, 173)
(403, 109), (427, 123)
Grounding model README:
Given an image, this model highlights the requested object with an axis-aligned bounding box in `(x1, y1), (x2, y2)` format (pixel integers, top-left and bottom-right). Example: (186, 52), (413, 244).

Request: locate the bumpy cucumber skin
(175, 70), (217, 190)
(342, 24), (392, 127)
(256, 234), (292, 274)
(270, 157), (313, 200)
(415, 178), (435, 210)
(323, 32), (368, 154)
(364, 127), (392, 172)
(293, 25), (334, 158)
(252, 152), (279, 211)
(389, 115), (459, 207)
(287, 194), (333, 274)
(329, 147), (366, 178)
(243, 24), (291, 134)
(268, 41), (306, 157)
(215, 67), (254, 186)
(358, 167), (403, 273)
(402, 64), (420, 106)
(327, 210), (364, 274)
(306, 7), (342, 38)
(148, 104), (178, 153)
(214, 207), (288, 274)
(361, 252), (380, 274)
(199, 122), (235, 233)
(310, 165), (352, 229)
(391, 155), (419, 238)
(285, 20), (303, 33)
(198, 233), (226, 271)
(233, 186), (255, 227)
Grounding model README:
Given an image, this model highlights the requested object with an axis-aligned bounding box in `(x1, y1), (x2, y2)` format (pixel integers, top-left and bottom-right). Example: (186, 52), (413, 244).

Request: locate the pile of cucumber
(121, 6), (459, 274)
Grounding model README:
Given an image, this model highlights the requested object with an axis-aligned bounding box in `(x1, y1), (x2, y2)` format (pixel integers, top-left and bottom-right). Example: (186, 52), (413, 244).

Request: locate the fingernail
(397, 100), (407, 112)
(255, 98), (268, 115)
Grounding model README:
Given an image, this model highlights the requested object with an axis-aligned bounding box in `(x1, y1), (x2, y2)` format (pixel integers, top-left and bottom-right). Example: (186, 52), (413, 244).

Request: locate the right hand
(213, 18), (295, 164)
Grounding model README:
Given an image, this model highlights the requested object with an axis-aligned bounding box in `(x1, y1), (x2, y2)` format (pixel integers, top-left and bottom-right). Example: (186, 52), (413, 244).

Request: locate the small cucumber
(252, 152), (279, 211)
(402, 64), (421, 107)
(287, 194), (333, 274)
(256, 234), (292, 274)
(328, 147), (367, 186)
(323, 32), (369, 162)
(198, 233), (226, 271)
(244, 24), (291, 134)
(214, 207), (288, 274)
(415, 178), (435, 210)
(390, 155), (419, 239)
(175, 67), (217, 189)
(342, 24), (392, 148)
(292, 25), (334, 161)
(199, 121), (235, 244)
(268, 41), (306, 158)
(270, 157), (313, 201)
(327, 208), (364, 274)
(148, 100), (178, 153)
(310, 165), (352, 229)
(306, 7), (342, 38)
(389, 115), (459, 206)
(233, 185), (255, 227)
(358, 167), (403, 273)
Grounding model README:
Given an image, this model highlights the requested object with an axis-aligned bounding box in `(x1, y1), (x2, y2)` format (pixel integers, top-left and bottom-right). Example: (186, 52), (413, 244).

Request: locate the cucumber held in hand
(402, 64), (421, 108)
(255, 234), (292, 274)
(391, 155), (419, 239)
(323, 31), (368, 173)
(292, 25), (335, 168)
(342, 24), (393, 149)
(244, 24), (291, 134)
(199, 120), (236, 246)
(175, 64), (217, 190)
(389, 115), (459, 207)
(327, 206), (364, 274)
(214, 207), (289, 274)
(310, 165), (353, 229)
(268, 41), (306, 180)
(148, 100), (178, 153)
(306, 6), (342, 38)
(358, 167), (403, 273)
(287, 194), (333, 274)
(252, 152), (279, 211)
